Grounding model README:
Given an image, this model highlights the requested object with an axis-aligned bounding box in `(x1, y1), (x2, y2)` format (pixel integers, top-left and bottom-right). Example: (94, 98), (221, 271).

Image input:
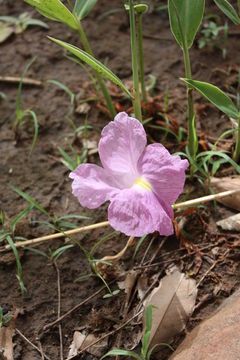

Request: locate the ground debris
(143, 269), (197, 349)
(209, 176), (240, 211)
(217, 213), (240, 231)
(67, 331), (108, 359)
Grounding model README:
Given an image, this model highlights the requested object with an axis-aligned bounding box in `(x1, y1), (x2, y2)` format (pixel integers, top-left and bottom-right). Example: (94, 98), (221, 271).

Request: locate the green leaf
(168, 0), (205, 49)
(24, 110), (39, 154)
(13, 187), (49, 217)
(100, 349), (142, 360)
(48, 79), (75, 105)
(197, 150), (240, 174)
(49, 37), (132, 98)
(182, 78), (239, 119)
(11, 205), (33, 233)
(52, 244), (74, 260)
(6, 235), (26, 295)
(142, 305), (153, 359)
(74, 0), (97, 20)
(133, 234), (147, 259)
(24, 0), (79, 30)
(213, 0), (240, 25)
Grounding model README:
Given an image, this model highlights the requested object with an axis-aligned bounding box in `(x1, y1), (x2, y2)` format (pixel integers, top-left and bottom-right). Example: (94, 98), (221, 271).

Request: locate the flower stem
(234, 113), (240, 162)
(77, 22), (116, 118)
(129, 0), (142, 122)
(137, 12), (147, 102)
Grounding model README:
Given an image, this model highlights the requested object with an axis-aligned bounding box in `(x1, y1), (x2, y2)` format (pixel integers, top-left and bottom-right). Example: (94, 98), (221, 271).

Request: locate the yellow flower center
(134, 177), (152, 191)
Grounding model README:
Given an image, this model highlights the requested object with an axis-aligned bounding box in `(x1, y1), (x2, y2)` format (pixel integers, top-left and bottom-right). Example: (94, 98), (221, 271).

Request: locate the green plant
(168, 0), (205, 175)
(0, 10), (47, 43)
(0, 307), (13, 327)
(12, 187), (119, 296)
(74, 230), (120, 297)
(24, 0), (117, 117)
(198, 18), (228, 59)
(47, 79), (80, 118)
(58, 145), (88, 171)
(0, 209), (31, 295)
(101, 305), (173, 359)
(182, 78), (240, 162)
(14, 57), (39, 154)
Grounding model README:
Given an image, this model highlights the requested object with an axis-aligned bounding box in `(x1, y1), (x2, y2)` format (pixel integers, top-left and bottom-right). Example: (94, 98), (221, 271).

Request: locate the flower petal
(138, 144), (189, 204)
(99, 112), (147, 188)
(69, 164), (119, 209)
(108, 187), (174, 237)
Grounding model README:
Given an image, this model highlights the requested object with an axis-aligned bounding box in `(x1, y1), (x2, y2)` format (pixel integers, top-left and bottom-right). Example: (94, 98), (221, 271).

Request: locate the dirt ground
(1, 1), (240, 359)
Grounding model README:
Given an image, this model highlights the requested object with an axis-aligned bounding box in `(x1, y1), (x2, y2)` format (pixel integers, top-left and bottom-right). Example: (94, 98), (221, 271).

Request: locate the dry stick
(0, 76), (42, 86)
(53, 261), (63, 360)
(67, 309), (143, 360)
(195, 249), (229, 289)
(172, 189), (240, 209)
(0, 221), (110, 252)
(0, 189), (239, 254)
(15, 328), (51, 360)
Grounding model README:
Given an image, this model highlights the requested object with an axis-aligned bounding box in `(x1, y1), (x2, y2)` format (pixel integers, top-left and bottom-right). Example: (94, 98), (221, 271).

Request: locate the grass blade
(13, 187), (49, 217)
(49, 37), (132, 98)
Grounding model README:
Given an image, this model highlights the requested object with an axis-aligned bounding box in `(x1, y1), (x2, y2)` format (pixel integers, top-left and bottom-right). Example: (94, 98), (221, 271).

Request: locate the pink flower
(70, 112), (189, 237)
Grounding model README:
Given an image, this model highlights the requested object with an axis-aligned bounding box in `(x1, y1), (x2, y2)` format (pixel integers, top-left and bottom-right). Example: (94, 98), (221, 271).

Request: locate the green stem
(77, 22), (116, 118)
(234, 113), (240, 162)
(129, 0), (142, 122)
(137, 13), (147, 102)
(183, 46), (195, 154)
(238, 0), (240, 15)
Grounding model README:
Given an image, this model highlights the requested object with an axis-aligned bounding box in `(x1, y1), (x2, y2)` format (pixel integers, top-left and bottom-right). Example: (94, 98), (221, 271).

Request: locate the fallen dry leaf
(0, 326), (14, 360)
(75, 102), (90, 114)
(143, 270), (197, 349)
(67, 331), (108, 359)
(209, 176), (240, 211)
(217, 213), (240, 231)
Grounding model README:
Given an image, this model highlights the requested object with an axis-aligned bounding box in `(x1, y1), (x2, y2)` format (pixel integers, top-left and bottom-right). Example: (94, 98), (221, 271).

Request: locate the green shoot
(0, 307), (13, 327)
(48, 79), (76, 117)
(129, 0), (142, 121)
(101, 305), (173, 359)
(58, 146), (88, 171)
(0, 12), (48, 34)
(15, 57), (39, 154)
(6, 235), (26, 296)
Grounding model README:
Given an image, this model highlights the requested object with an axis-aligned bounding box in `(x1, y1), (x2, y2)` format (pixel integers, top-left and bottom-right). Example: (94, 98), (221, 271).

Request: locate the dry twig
(16, 328), (51, 360)
(0, 76), (42, 86)
(67, 309), (143, 360)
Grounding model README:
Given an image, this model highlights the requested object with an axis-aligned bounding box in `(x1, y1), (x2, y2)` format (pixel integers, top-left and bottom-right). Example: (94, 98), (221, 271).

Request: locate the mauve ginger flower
(70, 112), (189, 237)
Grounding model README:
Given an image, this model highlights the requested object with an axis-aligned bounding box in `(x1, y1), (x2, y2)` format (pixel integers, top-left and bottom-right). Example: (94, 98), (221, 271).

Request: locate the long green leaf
(24, 0), (79, 29)
(74, 0), (97, 20)
(6, 235), (26, 295)
(213, 0), (240, 25)
(168, 0), (205, 49)
(182, 78), (239, 119)
(197, 150), (240, 174)
(24, 110), (39, 154)
(101, 349), (141, 360)
(142, 305), (153, 359)
(13, 187), (49, 217)
(11, 205), (33, 233)
(49, 37), (132, 98)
